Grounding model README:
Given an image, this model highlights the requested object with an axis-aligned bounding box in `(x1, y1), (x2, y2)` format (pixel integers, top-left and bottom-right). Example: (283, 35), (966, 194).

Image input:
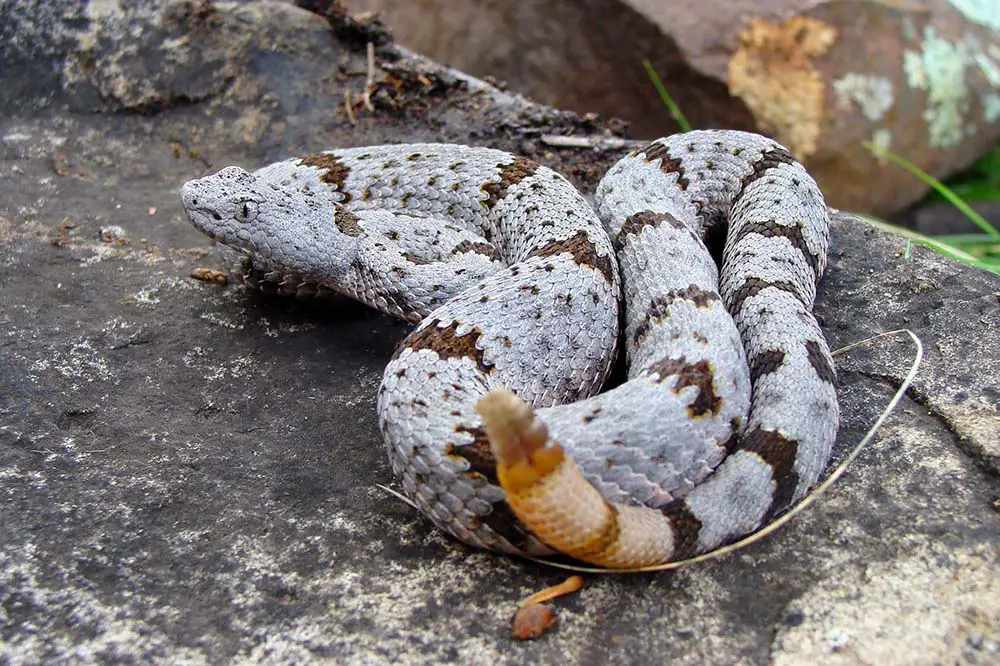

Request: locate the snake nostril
(212, 212), (222, 221)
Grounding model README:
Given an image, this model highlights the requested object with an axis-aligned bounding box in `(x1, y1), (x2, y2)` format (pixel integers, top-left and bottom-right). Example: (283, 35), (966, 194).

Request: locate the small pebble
(511, 603), (556, 640)
(99, 225), (127, 244)
(190, 268), (228, 285)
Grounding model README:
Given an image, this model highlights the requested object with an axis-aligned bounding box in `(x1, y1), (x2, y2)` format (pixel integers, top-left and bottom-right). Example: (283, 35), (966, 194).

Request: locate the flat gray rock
(1, 2), (998, 664)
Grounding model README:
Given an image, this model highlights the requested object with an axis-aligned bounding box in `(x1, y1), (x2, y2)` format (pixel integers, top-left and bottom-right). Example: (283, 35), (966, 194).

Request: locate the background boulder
(1, 1), (998, 662)
(347, 0), (1000, 216)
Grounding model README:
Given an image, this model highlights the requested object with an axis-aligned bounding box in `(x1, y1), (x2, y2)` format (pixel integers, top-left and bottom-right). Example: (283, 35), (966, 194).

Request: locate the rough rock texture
(346, 0), (1000, 217)
(1, 1), (999, 664)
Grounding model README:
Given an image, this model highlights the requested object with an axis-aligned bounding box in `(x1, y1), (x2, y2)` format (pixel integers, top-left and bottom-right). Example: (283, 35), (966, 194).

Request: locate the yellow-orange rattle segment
(477, 388), (677, 569)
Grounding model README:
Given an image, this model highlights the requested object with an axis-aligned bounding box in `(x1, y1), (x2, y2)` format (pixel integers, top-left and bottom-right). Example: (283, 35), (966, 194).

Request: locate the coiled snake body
(182, 130), (839, 569)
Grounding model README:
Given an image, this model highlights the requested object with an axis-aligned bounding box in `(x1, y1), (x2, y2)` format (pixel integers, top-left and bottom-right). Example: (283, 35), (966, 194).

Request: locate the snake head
(181, 166), (357, 280)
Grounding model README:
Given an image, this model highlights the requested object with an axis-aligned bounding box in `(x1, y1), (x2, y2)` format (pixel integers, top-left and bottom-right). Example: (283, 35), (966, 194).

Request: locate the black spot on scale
(615, 211), (685, 250)
(738, 427), (801, 515)
(398, 319), (494, 373)
(635, 142), (690, 190)
(727, 276), (805, 316)
(749, 349), (786, 378)
(804, 340), (837, 385)
(646, 357), (722, 418)
(632, 286), (720, 346)
(298, 153), (352, 203)
(728, 219), (822, 277)
(529, 231), (616, 282)
(334, 209), (361, 236)
(739, 146), (796, 192)
(480, 157), (539, 209)
(659, 501), (702, 560)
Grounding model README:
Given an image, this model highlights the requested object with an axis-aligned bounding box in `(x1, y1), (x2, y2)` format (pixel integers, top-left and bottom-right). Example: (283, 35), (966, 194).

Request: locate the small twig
(344, 87), (357, 125)
(375, 483), (418, 509)
(539, 134), (646, 152)
(518, 575), (583, 608)
(363, 41), (376, 112)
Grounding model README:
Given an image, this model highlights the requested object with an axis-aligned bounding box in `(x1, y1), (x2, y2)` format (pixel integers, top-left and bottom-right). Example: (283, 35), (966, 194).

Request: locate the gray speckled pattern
(181, 130), (839, 563)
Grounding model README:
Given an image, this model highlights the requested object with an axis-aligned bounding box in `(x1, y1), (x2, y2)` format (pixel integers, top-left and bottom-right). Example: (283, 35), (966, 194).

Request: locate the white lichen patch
(949, 0), (1000, 31)
(80, 242), (128, 267)
(28, 337), (112, 383)
(974, 50), (1000, 88)
(33, 436), (96, 465)
(0, 463), (46, 491)
(984, 91), (1000, 124)
(128, 279), (182, 308)
(904, 27), (1000, 147)
(833, 73), (894, 122)
(233, 556), (517, 665)
(181, 346), (258, 382)
(199, 310), (246, 330)
(771, 543), (1000, 665)
(2, 131), (33, 142)
(328, 368), (382, 409)
(904, 27), (971, 148)
(870, 128), (893, 154)
(257, 317), (318, 338)
(0, 542), (211, 666)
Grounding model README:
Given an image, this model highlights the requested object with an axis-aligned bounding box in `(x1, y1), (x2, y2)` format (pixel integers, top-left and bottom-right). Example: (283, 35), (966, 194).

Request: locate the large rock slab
(1, 1), (998, 663)
(347, 0), (1000, 217)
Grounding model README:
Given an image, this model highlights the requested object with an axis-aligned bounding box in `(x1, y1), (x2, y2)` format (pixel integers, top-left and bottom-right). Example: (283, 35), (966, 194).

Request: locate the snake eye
(234, 199), (259, 223)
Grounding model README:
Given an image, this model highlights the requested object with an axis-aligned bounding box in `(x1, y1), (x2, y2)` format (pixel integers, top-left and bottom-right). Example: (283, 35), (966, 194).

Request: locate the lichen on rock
(726, 15), (838, 160)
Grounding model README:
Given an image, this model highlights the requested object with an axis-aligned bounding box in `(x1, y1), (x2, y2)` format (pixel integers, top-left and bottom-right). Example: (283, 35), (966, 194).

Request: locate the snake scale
(181, 130), (839, 568)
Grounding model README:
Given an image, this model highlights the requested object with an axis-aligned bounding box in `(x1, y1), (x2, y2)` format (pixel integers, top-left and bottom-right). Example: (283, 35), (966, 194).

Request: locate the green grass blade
(932, 232), (1000, 247)
(856, 214), (999, 272)
(642, 60), (692, 133)
(864, 141), (1000, 240)
(938, 183), (1000, 203)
